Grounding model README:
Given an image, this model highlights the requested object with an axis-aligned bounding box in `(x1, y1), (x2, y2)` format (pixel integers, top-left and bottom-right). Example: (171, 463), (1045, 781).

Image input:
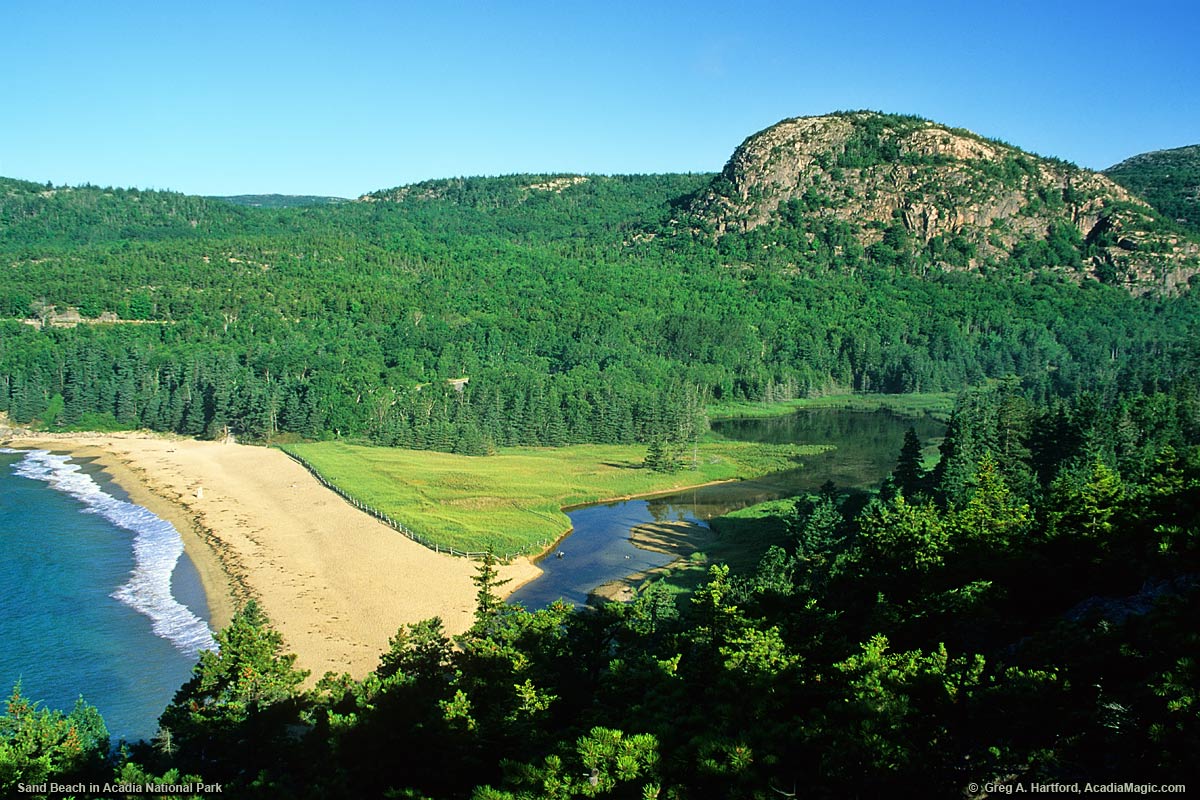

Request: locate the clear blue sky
(3, 0), (1197, 197)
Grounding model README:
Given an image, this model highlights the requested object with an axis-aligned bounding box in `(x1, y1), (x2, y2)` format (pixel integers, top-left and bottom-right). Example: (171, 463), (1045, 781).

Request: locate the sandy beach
(2, 432), (540, 682)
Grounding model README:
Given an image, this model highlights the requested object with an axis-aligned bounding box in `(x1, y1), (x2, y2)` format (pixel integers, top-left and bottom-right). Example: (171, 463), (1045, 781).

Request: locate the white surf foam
(11, 450), (217, 657)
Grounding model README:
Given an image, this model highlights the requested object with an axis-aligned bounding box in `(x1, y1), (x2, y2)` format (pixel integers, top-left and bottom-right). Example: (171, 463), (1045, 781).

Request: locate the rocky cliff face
(687, 112), (1199, 294)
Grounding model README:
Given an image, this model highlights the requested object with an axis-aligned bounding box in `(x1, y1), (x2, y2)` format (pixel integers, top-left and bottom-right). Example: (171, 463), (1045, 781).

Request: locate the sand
(3, 432), (541, 682)
(588, 519), (712, 603)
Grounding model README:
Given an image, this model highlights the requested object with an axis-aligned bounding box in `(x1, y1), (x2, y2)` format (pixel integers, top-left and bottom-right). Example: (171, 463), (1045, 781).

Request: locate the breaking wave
(10, 450), (217, 657)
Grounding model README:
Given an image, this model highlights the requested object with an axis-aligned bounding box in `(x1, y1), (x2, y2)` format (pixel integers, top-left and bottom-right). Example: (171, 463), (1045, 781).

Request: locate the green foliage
(472, 552), (512, 628)
(706, 391), (957, 422)
(0, 685), (109, 792)
(1105, 144), (1200, 231)
(1150, 652), (1200, 765)
(643, 439), (693, 473)
(41, 380), (1193, 797)
(158, 600), (307, 777)
(791, 493), (845, 563)
(951, 453), (1031, 553)
(886, 425), (927, 499)
(480, 727), (660, 799)
(5, 141), (1200, 796)
(1047, 458), (1124, 539)
(821, 636), (985, 775)
(856, 494), (950, 578)
(377, 618), (453, 684)
(624, 582), (680, 638)
(1010, 220), (1085, 272)
(834, 112), (929, 169)
(212, 194), (350, 209)
(933, 381), (1035, 507)
(0, 179), (257, 248)
(2, 169), (1194, 453)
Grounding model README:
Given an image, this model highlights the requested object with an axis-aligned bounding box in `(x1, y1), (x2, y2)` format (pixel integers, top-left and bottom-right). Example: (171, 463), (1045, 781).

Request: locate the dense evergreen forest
(2, 113), (1199, 795)
(2, 142), (1198, 456)
(210, 195), (351, 209)
(4, 380), (1197, 796)
(1105, 145), (1200, 233)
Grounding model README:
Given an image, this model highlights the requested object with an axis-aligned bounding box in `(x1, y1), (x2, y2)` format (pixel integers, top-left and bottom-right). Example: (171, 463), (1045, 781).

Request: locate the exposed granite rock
(688, 112), (1200, 294)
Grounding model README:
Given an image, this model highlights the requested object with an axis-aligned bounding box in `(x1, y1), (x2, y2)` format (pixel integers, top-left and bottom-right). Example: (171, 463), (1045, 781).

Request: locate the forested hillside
(2, 112), (1199, 797)
(211, 195), (350, 208)
(2, 114), (1198, 457)
(0, 178), (258, 246)
(1105, 144), (1200, 232)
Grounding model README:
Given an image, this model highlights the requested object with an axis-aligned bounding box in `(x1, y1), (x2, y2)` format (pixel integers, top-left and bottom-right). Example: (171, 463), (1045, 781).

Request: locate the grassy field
(281, 440), (829, 557)
(706, 392), (957, 422)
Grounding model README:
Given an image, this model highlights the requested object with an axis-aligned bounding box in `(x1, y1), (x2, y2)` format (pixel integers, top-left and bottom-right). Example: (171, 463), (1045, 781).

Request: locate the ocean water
(0, 449), (216, 742)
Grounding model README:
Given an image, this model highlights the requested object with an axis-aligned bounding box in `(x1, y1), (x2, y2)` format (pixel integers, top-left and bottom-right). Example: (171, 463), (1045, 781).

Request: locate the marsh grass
(282, 440), (825, 555)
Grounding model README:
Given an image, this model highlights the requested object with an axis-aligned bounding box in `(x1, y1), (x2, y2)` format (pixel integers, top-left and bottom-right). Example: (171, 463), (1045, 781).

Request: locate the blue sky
(3, 0), (1197, 197)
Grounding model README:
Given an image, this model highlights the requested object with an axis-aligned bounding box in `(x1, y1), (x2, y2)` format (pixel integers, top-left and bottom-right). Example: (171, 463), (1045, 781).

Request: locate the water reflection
(508, 409), (945, 608)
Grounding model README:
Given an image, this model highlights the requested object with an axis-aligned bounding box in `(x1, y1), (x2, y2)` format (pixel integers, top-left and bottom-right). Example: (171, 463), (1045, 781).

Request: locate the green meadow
(281, 440), (827, 556)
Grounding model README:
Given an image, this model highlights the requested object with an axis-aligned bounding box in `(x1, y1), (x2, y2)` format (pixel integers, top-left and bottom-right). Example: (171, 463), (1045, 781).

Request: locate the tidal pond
(508, 409), (945, 608)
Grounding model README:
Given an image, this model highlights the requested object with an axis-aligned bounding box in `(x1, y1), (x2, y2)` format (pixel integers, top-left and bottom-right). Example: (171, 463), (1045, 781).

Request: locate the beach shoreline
(71, 442), (239, 629)
(1, 431), (540, 682)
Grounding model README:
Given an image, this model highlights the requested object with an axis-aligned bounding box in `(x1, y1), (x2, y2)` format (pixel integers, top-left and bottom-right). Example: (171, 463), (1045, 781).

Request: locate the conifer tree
(159, 600), (307, 773)
(1048, 458), (1124, 539)
(795, 494), (845, 561)
(889, 426), (926, 499)
(470, 552), (511, 629)
(0, 685), (109, 792)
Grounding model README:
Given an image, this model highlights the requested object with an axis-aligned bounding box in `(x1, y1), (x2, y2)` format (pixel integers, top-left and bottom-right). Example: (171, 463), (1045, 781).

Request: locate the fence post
(282, 446), (488, 562)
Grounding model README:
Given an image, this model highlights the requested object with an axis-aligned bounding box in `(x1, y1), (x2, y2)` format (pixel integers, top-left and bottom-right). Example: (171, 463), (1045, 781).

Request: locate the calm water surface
(509, 409), (945, 608)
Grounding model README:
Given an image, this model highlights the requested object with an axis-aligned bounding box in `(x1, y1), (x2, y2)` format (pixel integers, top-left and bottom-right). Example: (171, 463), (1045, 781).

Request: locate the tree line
(4, 379), (1196, 797)
(2, 174), (1196, 452)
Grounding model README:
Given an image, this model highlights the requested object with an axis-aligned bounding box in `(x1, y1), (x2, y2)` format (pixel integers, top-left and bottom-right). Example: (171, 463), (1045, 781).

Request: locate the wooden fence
(280, 448), (551, 562)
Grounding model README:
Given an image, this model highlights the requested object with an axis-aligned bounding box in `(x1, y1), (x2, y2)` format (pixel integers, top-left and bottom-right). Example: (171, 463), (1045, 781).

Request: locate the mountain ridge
(683, 111), (1200, 294)
(1104, 144), (1200, 232)
(212, 194), (350, 208)
(5, 112), (1200, 295)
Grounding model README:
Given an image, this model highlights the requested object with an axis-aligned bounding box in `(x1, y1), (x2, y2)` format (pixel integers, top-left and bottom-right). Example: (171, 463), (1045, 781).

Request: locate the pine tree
(857, 495), (950, 581)
(0, 684), (109, 791)
(890, 426), (926, 499)
(1048, 458), (1124, 539)
(644, 439), (666, 472)
(952, 453), (1031, 555)
(159, 600), (307, 773)
(470, 552), (511, 629)
(796, 495), (845, 561)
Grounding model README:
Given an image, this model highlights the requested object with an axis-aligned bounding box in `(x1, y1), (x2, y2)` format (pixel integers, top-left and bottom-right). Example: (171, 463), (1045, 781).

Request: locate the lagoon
(508, 409), (945, 608)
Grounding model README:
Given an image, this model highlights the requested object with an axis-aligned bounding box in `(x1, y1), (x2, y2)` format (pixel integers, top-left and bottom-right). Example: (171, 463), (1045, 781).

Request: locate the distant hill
(212, 194), (350, 208)
(684, 112), (1200, 294)
(361, 174), (593, 205)
(0, 178), (252, 247)
(358, 173), (713, 240)
(1104, 144), (1200, 232)
(2, 113), (1198, 451)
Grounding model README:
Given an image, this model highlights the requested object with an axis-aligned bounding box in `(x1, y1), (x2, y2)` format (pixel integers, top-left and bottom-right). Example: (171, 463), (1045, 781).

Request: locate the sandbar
(588, 519), (712, 603)
(3, 432), (540, 681)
